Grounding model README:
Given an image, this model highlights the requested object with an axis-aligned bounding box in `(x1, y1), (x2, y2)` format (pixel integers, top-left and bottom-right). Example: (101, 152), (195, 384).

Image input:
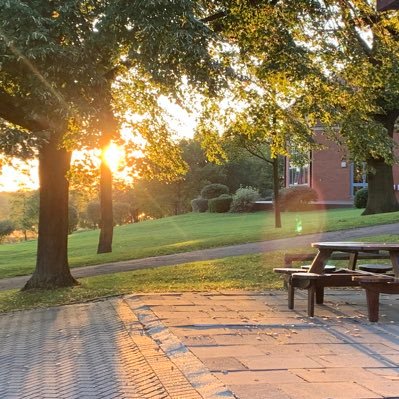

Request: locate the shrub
(208, 194), (233, 213)
(200, 184), (229, 199)
(262, 189), (274, 200)
(354, 188), (368, 209)
(0, 219), (15, 242)
(230, 186), (260, 213)
(279, 186), (318, 211)
(191, 198), (208, 212)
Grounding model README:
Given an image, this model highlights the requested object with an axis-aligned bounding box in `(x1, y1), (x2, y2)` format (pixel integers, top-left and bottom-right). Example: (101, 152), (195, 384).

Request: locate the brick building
(285, 130), (399, 204)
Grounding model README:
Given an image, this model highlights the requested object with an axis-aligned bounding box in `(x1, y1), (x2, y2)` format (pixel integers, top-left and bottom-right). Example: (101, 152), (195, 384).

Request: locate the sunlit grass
(2, 232), (398, 314)
(0, 252), (285, 313)
(0, 208), (398, 279)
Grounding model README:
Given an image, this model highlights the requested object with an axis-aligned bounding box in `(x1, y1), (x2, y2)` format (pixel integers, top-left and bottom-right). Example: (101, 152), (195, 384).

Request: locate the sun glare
(103, 143), (123, 172)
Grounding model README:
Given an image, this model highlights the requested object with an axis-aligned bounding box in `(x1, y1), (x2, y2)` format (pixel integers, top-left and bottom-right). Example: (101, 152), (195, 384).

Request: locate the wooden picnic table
(309, 242), (399, 277)
(308, 242), (399, 321)
(275, 241), (399, 321)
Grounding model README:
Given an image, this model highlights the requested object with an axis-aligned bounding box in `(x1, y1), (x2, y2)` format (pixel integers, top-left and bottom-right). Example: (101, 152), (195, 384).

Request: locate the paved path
(137, 290), (399, 399)
(1, 222), (398, 291)
(0, 297), (233, 399)
(1, 290), (399, 398)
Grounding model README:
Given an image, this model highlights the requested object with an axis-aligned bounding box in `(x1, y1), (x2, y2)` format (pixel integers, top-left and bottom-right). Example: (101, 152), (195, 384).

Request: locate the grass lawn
(1, 233), (399, 313)
(0, 208), (399, 280)
(0, 252), (286, 313)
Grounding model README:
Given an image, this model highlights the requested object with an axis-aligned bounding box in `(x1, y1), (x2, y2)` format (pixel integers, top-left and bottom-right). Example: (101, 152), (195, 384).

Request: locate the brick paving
(1, 290), (399, 398)
(0, 298), (232, 399)
(137, 290), (399, 399)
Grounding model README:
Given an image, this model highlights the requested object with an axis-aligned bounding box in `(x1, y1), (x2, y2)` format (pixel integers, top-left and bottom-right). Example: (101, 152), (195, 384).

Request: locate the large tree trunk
(363, 112), (399, 215)
(23, 135), (78, 290)
(272, 157), (282, 228)
(363, 157), (399, 215)
(97, 155), (113, 254)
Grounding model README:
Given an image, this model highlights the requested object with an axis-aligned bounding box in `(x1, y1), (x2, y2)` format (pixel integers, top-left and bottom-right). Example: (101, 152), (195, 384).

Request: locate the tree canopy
(0, 0), (227, 289)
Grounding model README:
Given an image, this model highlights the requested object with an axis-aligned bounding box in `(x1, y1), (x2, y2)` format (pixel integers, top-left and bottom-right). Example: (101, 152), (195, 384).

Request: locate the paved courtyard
(1, 289), (399, 398)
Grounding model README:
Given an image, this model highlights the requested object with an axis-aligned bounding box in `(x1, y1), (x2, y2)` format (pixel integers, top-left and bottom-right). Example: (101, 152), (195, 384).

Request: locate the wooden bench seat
(353, 275), (399, 322)
(289, 270), (361, 316)
(276, 251), (392, 317)
(358, 264), (392, 273)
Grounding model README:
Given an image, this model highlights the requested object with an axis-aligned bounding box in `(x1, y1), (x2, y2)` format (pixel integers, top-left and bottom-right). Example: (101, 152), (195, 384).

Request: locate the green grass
(1, 208), (399, 279)
(0, 252), (286, 313)
(2, 233), (399, 314)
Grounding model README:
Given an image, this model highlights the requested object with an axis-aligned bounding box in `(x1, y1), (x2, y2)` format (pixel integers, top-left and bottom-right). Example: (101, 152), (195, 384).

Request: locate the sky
(0, 100), (198, 192)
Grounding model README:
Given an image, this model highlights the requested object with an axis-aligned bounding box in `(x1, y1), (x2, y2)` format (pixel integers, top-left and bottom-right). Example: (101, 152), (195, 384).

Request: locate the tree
(0, 219), (15, 243)
(113, 202), (130, 225)
(68, 205), (79, 234)
(202, 1), (399, 215)
(10, 190), (39, 240)
(0, 1), (225, 289)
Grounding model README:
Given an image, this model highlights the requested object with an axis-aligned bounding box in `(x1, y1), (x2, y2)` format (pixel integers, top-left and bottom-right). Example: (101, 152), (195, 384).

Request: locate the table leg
(389, 251), (399, 277)
(288, 281), (294, 310)
(308, 249), (333, 274)
(316, 286), (324, 304)
(308, 283), (315, 317)
(348, 252), (358, 270)
(365, 288), (380, 322)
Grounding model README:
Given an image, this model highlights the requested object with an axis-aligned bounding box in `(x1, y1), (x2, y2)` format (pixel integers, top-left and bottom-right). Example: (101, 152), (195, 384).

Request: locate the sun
(103, 143), (124, 172)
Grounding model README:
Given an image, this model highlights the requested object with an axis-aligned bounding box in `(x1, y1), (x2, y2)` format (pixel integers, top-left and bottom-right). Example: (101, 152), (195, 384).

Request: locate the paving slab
(2, 288), (399, 398)
(136, 290), (399, 399)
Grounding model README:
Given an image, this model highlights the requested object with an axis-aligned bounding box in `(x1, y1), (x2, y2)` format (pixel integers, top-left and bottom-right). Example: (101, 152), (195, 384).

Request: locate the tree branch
(0, 89), (50, 131)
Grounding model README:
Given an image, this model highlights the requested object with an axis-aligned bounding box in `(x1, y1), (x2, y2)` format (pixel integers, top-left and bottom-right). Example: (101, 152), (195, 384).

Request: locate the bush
(208, 194), (233, 213)
(354, 188), (368, 209)
(230, 186), (260, 213)
(200, 184), (229, 199)
(279, 186), (318, 211)
(191, 198), (208, 212)
(0, 219), (15, 242)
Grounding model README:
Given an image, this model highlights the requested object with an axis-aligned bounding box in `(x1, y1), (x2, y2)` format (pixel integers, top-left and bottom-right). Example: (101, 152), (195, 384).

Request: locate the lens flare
(295, 216), (303, 234)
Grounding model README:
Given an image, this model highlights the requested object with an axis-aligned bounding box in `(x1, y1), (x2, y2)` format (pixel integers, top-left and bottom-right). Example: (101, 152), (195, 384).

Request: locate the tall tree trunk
(97, 154), (113, 254)
(272, 157), (282, 228)
(363, 157), (399, 215)
(363, 112), (399, 215)
(23, 135), (77, 290)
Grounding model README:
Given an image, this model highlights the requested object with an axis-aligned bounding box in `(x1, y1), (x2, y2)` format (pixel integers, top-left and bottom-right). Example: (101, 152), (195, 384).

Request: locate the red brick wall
(311, 136), (352, 202)
(286, 133), (399, 202)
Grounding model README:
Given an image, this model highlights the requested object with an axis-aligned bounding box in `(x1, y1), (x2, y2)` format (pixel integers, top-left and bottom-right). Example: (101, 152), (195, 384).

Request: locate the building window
(351, 162), (367, 196)
(288, 164), (310, 186)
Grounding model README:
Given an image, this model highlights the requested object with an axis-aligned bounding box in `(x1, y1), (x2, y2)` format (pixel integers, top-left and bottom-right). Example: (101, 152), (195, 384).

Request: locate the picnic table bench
(275, 243), (397, 321)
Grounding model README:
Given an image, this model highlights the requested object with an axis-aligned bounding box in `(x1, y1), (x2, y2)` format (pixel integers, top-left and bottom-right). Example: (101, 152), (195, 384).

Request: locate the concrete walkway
(1, 222), (399, 291)
(1, 290), (399, 398)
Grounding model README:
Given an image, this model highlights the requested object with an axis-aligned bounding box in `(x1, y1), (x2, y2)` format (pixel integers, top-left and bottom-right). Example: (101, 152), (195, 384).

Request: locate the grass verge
(0, 252), (287, 313)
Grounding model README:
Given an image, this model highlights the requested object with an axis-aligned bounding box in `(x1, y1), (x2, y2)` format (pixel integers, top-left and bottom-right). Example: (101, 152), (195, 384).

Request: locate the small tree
(86, 201), (101, 229)
(10, 191), (39, 240)
(0, 220), (15, 243)
(113, 202), (131, 225)
(68, 205), (79, 234)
